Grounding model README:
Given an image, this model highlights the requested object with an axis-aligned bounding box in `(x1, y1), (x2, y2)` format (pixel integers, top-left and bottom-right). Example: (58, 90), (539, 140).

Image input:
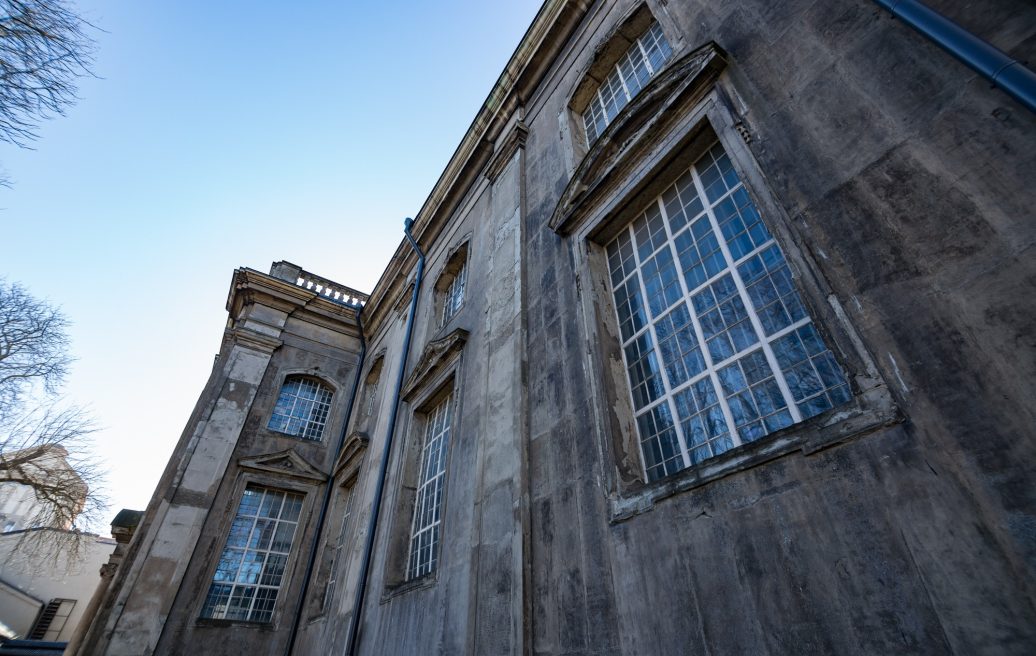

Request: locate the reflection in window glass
(583, 22), (672, 144)
(442, 262), (467, 325)
(407, 394), (453, 579)
(268, 376), (334, 440)
(201, 486), (304, 623)
(606, 142), (851, 482)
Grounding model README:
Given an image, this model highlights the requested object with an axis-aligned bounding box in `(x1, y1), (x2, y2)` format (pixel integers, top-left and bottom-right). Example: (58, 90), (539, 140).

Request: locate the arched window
(268, 376), (334, 441)
(579, 19), (672, 144)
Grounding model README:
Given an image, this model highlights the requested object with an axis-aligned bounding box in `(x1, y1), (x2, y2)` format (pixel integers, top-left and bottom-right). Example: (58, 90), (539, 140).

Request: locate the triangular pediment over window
(402, 328), (468, 401)
(332, 431), (370, 488)
(238, 449), (326, 482)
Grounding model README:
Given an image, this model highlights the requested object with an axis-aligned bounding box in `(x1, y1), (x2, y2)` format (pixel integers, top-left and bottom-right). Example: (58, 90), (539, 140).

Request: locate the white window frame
(406, 393), (453, 580)
(268, 375), (334, 441)
(201, 485), (305, 623)
(606, 140), (852, 482)
(582, 21), (672, 144)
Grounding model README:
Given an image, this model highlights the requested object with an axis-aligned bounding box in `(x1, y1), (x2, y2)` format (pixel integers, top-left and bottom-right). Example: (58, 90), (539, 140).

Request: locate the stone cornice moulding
(238, 449), (326, 483)
(402, 329), (469, 402)
(230, 328), (283, 355)
(549, 43), (727, 236)
(227, 268), (362, 328)
(356, 0), (590, 334)
(485, 120), (529, 183)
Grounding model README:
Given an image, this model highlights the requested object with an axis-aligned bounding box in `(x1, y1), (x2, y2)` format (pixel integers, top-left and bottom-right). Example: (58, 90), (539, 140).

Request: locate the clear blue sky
(1, 0), (543, 528)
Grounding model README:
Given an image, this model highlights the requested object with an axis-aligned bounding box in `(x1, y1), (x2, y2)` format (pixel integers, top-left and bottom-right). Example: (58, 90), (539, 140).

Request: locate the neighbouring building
(0, 530), (115, 643)
(76, 1), (1036, 654)
(0, 447), (85, 533)
(0, 447), (115, 643)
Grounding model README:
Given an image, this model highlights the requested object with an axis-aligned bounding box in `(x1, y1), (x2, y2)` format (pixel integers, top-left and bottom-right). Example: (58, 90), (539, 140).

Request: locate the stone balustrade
(269, 261), (368, 308)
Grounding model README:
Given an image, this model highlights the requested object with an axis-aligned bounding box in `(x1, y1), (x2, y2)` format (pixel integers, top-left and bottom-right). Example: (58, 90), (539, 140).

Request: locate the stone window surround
(563, 73), (898, 522)
(362, 352), (386, 421)
(194, 474), (313, 628)
(381, 334), (466, 600)
(405, 391), (453, 580)
(264, 371), (340, 443)
(604, 141), (855, 482)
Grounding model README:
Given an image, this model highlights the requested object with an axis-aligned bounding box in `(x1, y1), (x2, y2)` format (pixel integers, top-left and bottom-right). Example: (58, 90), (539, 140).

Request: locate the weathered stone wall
(519, 1), (1036, 655)
(308, 140), (531, 654)
(81, 2), (1036, 655)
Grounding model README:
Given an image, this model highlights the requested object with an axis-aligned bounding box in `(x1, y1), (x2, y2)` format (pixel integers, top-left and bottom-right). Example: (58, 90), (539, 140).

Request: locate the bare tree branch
(0, 0), (96, 148)
(0, 280), (107, 557)
(0, 279), (71, 414)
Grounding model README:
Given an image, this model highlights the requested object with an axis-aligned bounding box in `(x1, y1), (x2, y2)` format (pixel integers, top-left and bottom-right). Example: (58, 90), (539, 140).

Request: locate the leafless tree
(0, 280), (105, 557)
(0, 279), (70, 411)
(0, 0), (95, 148)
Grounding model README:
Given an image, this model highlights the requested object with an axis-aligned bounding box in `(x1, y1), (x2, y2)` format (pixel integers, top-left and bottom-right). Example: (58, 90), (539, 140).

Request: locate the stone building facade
(77, 1), (1036, 654)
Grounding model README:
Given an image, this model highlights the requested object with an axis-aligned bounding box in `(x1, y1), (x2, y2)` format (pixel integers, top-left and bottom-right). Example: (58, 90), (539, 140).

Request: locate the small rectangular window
(583, 21), (672, 144)
(201, 485), (304, 623)
(406, 393), (453, 579)
(441, 263), (467, 325)
(607, 141), (851, 482)
(29, 599), (76, 641)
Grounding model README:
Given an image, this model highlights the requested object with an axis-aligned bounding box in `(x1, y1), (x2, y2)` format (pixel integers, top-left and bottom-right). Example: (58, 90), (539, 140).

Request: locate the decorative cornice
(402, 329), (469, 401)
(230, 328), (283, 355)
(238, 449), (326, 483)
(357, 1), (591, 332)
(332, 431), (370, 488)
(227, 268), (363, 330)
(549, 43), (727, 236)
(485, 120), (529, 183)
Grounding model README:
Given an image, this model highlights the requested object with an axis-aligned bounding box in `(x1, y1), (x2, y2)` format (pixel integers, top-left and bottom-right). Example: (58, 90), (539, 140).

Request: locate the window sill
(194, 617), (276, 630)
(608, 383), (900, 523)
(380, 571), (438, 603)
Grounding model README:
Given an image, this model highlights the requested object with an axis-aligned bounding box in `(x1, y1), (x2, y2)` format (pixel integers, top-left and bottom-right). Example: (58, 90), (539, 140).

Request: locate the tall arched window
(268, 376), (334, 441)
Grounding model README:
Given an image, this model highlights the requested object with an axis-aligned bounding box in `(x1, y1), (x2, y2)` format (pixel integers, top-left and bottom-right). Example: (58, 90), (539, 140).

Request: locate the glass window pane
(584, 22), (672, 145)
(201, 485), (303, 622)
(607, 140), (852, 481)
(268, 376), (334, 441)
(407, 394), (453, 580)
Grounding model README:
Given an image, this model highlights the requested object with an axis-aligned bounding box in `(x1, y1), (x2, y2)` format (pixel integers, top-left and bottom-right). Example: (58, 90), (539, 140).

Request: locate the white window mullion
(245, 558), (262, 619)
(614, 61), (633, 103)
(584, 22), (671, 146)
(637, 37), (654, 76)
(595, 88), (607, 125)
(689, 173), (804, 424)
(653, 197), (744, 448)
(627, 221), (691, 472)
(615, 225), (659, 481)
(653, 197), (711, 461)
(407, 395), (451, 579)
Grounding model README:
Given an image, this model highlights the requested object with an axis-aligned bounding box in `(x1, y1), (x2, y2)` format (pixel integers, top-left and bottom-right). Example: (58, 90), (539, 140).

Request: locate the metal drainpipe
(345, 217), (426, 656)
(285, 303), (366, 656)
(873, 0), (1036, 114)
